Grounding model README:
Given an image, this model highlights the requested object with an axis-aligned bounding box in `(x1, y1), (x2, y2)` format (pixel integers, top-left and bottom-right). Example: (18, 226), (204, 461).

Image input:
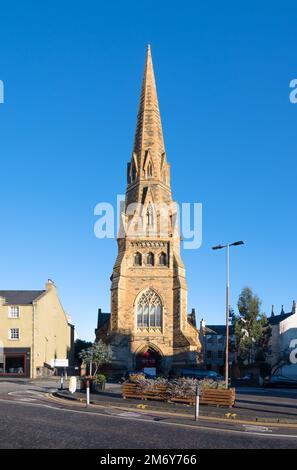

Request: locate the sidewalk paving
(55, 387), (297, 425)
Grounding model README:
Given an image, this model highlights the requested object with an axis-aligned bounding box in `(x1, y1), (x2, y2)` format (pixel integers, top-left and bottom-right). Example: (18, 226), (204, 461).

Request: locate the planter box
(122, 383), (236, 407)
(122, 383), (168, 401)
(92, 381), (106, 393)
(170, 396), (195, 405)
(200, 388), (236, 407)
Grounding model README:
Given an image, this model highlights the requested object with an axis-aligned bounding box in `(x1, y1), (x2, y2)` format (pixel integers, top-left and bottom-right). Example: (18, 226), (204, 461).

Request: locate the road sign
(50, 359), (69, 368)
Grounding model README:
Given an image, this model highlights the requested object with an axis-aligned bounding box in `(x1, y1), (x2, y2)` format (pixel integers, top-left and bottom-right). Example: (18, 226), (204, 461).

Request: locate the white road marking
(116, 412), (144, 418)
(8, 390), (46, 398)
(18, 398), (37, 402)
(243, 425), (273, 433)
(0, 397), (296, 440)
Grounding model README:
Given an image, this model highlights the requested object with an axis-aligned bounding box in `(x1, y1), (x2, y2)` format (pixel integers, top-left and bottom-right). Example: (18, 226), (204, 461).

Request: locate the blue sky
(0, 1), (296, 340)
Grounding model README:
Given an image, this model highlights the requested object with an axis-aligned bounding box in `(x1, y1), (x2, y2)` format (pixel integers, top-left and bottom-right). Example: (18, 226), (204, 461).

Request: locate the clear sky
(0, 1), (296, 340)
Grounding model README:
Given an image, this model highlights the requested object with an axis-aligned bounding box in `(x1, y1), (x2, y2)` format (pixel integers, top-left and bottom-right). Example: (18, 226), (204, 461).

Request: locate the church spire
(133, 44), (165, 163)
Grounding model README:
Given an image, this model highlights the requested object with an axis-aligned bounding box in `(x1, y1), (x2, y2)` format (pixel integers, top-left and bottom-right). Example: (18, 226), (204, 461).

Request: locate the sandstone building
(0, 280), (74, 378)
(96, 46), (201, 374)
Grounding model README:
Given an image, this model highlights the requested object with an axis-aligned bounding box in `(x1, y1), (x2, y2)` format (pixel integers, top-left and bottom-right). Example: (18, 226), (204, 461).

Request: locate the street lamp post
(212, 240), (244, 389)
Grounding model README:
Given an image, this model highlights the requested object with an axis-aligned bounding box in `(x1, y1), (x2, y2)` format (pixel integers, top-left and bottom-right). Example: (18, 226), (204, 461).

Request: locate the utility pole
(212, 241), (245, 389)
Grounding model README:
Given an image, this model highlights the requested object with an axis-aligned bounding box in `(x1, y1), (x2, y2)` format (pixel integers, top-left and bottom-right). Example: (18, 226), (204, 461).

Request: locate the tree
(232, 287), (271, 365)
(74, 339), (93, 365)
(79, 340), (114, 376)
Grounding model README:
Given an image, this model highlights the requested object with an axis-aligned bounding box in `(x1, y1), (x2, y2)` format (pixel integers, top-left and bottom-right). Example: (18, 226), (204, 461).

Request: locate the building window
(218, 350), (224, 359)
(131, 159), (137, 182)
(9, 306), (20, 318)
(147, 252), (154, 266)
(134, 252), (142, 266)
(136, 289), (162, 330)
(146, 203), (154, 227)
(207, 351), (212, 359)
(159, 252), (167, 266)
(9, 328), (20, 340)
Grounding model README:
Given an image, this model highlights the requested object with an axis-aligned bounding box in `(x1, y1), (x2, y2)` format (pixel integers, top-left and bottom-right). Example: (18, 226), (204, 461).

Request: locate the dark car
(180, 369), (224, 381)
(237, 372), (254, 381)
(264, 374), (297, 388)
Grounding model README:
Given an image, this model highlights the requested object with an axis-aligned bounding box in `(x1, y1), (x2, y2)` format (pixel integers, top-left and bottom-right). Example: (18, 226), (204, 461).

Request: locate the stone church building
(96, 45), (201, 374)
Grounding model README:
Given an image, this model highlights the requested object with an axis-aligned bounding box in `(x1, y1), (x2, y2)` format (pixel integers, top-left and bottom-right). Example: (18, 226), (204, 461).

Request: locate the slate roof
(0, 290), (45, 305)
(268, 311), (294, 326)
(205, 325), (234, 336)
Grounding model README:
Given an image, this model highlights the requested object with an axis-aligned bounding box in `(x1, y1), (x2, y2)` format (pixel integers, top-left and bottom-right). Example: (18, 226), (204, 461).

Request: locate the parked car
(264, 364), (297, 388)
(237, 372), (254, 381)
(264, 374), (297, 388)
(180, 369), (224, 381)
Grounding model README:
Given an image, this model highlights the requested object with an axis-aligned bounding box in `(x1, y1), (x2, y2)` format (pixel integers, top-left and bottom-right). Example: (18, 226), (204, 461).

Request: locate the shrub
(126, 375), (227, 397)
(199, 378), (226, 390)
(129, 373), (146, 383)
(168, 378), (199, 398)
(93, 373), (106, 384)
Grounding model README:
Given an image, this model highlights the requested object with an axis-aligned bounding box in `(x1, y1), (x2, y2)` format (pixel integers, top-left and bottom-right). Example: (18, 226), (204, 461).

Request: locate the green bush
(93, 373), (106, 384)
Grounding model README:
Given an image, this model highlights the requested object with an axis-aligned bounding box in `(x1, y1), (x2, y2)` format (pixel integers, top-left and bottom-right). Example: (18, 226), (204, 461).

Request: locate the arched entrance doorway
(135, 346), (162, 373)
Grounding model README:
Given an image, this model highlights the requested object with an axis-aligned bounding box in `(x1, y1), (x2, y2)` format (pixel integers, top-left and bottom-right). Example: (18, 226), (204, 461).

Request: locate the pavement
(1, 378), (297, 448)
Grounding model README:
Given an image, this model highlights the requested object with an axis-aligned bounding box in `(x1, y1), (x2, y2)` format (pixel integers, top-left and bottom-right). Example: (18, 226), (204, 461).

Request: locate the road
(0, 379), (297, 449)
(1, 399), (297, 449)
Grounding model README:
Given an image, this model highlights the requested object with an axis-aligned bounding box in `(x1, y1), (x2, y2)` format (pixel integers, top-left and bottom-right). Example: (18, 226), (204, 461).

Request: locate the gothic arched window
(147, 252), (154, 266)
(134, 252), (142, 266)
(159, 252), (167, 266)
(136, 289), (162, 329)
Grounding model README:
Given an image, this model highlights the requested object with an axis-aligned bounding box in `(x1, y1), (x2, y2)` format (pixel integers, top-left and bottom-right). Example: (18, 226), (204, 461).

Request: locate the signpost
(143, 367), (156, 377)
(195, 386), (200, 421)
(86, 379), (90, 407)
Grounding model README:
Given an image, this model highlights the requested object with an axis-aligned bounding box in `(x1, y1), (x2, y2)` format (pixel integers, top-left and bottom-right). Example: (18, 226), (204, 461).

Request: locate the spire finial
(271, 305), (275, 317)
(292, 300), (296, 314)
(281, 304), (285, 315)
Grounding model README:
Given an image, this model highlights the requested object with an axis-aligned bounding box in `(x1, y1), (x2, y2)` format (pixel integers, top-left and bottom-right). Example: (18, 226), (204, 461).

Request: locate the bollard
(60, 375), (64, 391)
(86, 379), (90, 407)
(195, 386), (199, 421)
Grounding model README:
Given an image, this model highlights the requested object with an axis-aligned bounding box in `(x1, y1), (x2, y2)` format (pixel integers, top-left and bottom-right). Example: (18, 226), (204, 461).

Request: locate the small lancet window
(134, 252), (142, 266)
(146, 204), (154, 227)
(147, 252), (154, 266)
(131, 160), (137, 182)
(159, 252), (167, 266)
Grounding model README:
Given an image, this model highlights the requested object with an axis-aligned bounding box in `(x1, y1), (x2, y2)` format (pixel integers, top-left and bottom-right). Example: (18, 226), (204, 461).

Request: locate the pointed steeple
(271, 305), (275, 317)
(280, 304), (285, 315)
(133, 44), (165, 164)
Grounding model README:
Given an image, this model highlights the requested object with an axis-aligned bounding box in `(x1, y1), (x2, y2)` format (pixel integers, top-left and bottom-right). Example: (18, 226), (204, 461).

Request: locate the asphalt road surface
(1, 379), (297, 449)
(1, 398), (297, 449)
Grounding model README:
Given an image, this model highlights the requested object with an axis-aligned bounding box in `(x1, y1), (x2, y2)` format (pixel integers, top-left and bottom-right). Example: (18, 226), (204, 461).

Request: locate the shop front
(0, 348), (30, 378)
